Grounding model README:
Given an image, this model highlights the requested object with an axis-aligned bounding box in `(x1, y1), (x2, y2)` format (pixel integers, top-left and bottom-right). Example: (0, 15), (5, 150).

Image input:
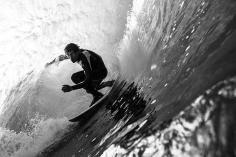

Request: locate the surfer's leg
(90, 93), (103, 106)
(97, 80), (115, 90)
(85, 85), (104, 106)
(71, 71), (85, 84)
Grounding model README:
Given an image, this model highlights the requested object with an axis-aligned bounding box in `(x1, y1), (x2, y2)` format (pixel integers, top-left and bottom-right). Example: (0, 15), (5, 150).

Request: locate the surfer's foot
(90, 94), (103, 107)
(97, 80), (115, 90)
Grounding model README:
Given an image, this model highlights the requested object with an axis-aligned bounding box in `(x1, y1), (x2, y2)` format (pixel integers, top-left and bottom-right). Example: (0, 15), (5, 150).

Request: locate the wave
(0, 116), (69, 157)
(0, 0), (236, 156)
(0, 0), (132, 156)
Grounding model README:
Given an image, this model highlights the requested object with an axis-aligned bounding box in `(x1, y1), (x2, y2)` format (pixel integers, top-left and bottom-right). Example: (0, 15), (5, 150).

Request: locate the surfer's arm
(71, 55), (92, 90)
(45, 55), (69, 67)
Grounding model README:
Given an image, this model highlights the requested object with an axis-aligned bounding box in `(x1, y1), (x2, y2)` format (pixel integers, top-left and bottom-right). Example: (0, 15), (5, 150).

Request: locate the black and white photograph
(0, 0), (235, 156)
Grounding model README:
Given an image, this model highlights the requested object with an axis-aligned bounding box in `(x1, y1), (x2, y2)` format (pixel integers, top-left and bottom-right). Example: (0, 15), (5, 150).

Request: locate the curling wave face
(0, 0), (236, 156)
(0, 0), (132, 156)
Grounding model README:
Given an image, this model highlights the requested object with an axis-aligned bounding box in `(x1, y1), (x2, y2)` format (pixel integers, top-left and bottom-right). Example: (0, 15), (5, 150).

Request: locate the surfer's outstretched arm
(45, 55), (69, 67)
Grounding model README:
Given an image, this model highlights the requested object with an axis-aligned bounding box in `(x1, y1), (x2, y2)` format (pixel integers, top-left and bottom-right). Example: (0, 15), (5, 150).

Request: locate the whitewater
(0, 0), (132, 156)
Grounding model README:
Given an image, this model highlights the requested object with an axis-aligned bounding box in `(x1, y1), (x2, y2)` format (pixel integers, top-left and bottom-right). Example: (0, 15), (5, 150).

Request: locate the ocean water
(0, 0), (131, 156)
(0, 0), (236, 157)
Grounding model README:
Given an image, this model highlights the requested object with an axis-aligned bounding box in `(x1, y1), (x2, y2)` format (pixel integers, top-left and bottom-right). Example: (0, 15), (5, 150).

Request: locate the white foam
(0, 116), (70, 157)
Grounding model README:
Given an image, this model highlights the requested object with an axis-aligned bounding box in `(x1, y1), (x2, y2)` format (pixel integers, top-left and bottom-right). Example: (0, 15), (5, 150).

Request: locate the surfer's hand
(62, 85), (73, 92)
(45, 62), (51, 67)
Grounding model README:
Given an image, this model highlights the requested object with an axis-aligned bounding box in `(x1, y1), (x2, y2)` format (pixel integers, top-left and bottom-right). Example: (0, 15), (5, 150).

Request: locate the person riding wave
(46, 43), (114, 106)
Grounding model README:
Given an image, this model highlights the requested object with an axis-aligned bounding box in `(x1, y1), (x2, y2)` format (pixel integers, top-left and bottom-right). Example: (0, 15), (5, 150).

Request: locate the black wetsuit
(71, 49), (108, 104)
(47, 48), (113, 105)
(71, 49), (107, 86)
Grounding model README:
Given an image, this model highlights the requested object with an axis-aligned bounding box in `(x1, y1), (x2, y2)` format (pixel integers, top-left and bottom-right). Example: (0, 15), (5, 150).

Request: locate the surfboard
(69, 93), (110, 122)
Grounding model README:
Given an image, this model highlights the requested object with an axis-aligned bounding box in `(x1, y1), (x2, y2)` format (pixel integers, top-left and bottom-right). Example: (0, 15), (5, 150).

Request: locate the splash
(117, 0), (149, 81)
(0, 115), (69, 157)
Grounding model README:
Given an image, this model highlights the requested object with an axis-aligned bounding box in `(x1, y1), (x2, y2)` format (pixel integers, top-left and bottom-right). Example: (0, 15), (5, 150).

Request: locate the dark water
(38, 0), (236, 156)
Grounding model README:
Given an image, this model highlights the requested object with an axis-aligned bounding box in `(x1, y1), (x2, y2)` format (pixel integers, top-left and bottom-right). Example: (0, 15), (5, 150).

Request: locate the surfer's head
(64, 43), (80, 63)
(65, 43), (79, 54)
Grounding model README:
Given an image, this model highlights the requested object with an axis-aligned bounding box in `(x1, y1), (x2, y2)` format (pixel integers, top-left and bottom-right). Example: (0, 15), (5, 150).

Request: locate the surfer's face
(66, 51), (77, 63)
(66, 51), (72, 58)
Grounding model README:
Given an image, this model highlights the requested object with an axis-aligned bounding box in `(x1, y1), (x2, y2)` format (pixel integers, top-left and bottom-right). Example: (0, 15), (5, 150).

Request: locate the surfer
(46, 43), (114, 106)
